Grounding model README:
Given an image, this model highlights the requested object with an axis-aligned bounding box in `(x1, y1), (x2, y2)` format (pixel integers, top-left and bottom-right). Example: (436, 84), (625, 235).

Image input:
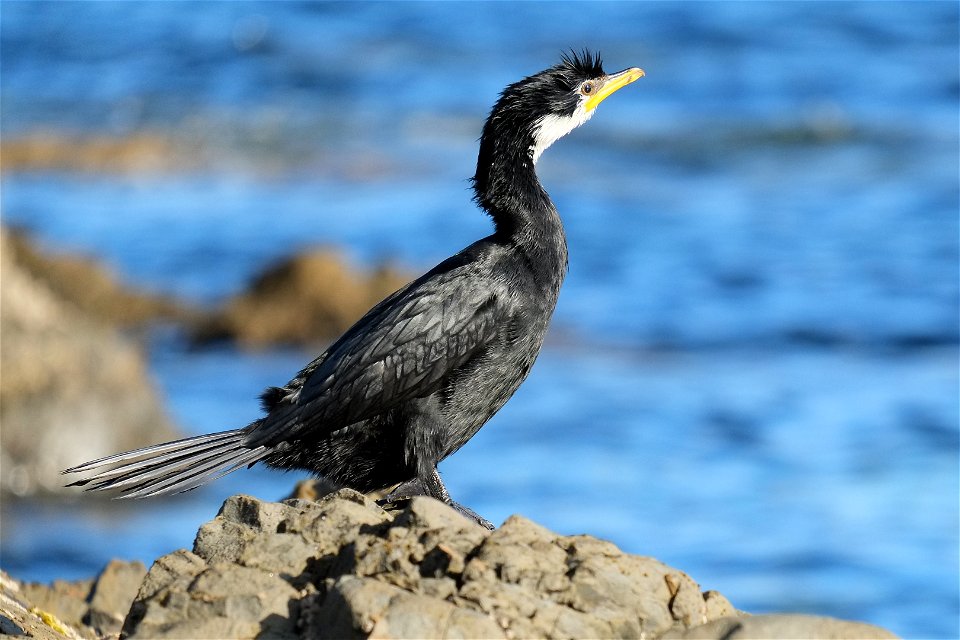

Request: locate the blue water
(1, 3), (957, 638)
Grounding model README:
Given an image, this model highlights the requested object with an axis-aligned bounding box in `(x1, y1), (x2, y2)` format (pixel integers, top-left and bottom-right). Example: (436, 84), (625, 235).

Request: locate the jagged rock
(0, 229), (414, 495)
(661, 613), (898, 639)
(4, 228), (189, 328)
(18, 579), (93, 635)
(0, 229), (182, 497)
(190, 248), (410, 347)
(117, 490), (898, 640)
(85, 560), (148, 635)
(0, 492), (898, 640)
(0, 579), (83, 640)
(0, 561), (146, 640)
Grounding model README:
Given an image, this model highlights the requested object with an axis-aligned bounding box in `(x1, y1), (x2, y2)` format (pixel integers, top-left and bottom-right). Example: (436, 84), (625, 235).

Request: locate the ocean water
(1, 2), (957, 638)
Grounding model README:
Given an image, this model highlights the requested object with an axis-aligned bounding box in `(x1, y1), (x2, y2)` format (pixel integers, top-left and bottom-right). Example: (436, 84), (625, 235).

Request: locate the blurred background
(1, 2), (957, 638)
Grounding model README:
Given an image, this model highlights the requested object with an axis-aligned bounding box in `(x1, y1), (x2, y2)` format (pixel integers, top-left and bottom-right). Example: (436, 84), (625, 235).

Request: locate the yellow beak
(584, 67), (645, 112)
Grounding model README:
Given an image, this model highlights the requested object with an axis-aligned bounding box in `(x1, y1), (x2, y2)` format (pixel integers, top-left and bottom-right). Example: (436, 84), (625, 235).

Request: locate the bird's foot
(378, 471), (494, 530)
(380, 477), (429, 503)
(446, 500), (495, 530)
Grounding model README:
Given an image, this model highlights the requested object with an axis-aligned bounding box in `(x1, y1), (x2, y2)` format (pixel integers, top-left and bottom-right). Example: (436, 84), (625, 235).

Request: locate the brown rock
(662, 614), (899, 639)
(4, 228), (189, 328)
(85, 560), (147, 635)
(123, 559), (299, 639)
(304, 575), (506, 640)
(117, 490), (897, 640)
(192, 498), (317, 579)
(191, 248), (411, 347)
(0, 492), (900, 640)
(703, 589), (739, 619)
(0, 133), (181, 174)
(0, 229), (182, 497)
(18, 578), (93, 636)
(1, 561), (147, 640)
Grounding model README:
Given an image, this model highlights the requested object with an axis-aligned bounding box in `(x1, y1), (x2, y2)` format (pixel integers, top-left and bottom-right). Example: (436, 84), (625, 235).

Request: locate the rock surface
(5, 228), (189, 328)
(190, 248), (410, 348)
(662, 614), (900, 639)
(0, 133), (183, 175)
(0, 229), (181, 497)
(110, 489), (896, 640)
(1, 560), (146, 639)
(0, 491), (898, 639)
(0, 229), (409, 497)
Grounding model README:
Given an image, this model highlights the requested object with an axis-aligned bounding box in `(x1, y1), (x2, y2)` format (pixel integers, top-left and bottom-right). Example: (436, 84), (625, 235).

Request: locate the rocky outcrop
(0, 229), (408, 496)
(0, 133), (183, 175)
(4, 225), (411, 349)
(113, 490), (897, 640)
(190, 248), (410, 348)
(5, 228), (189, 328)
(0, 229), (181, 497)
(0, 490), (898, 639)
(1, 560), (146, 639)
(0, 232), (900, 638)
(661, 615), (900, 639)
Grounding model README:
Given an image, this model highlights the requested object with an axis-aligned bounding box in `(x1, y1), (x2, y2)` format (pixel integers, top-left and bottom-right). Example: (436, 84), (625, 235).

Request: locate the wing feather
(244, 266), (505, 447)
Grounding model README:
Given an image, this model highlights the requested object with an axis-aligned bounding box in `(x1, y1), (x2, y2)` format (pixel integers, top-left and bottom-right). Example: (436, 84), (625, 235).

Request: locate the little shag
(63, 51), (644, 529)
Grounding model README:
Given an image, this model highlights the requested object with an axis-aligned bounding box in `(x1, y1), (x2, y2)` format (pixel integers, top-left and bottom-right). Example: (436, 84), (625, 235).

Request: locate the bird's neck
(473, 148), (569, 292)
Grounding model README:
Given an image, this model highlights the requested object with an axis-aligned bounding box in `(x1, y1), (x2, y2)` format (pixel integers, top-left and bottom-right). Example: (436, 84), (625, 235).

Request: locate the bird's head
(472, 51), (643, 224)
(478, 51), (645, 168)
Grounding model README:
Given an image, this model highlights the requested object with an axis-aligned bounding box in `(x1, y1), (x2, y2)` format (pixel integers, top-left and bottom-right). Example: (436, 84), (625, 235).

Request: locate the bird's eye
(580, 81), (595, 95)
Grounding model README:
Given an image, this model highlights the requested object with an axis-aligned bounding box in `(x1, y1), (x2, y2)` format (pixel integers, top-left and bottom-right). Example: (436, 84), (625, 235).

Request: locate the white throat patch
(530, 106), (594, 164)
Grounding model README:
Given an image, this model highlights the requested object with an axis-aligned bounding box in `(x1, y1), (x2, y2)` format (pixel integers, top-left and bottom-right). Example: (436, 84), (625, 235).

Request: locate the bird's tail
(61, 429), (268, 499)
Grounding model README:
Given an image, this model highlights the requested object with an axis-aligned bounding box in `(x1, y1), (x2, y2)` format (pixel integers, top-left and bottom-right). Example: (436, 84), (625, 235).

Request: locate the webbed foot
(378, 469), (494, 530)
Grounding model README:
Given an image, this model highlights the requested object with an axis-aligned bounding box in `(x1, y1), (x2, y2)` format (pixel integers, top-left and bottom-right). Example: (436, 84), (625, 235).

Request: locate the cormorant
(63, 51), (644, 529)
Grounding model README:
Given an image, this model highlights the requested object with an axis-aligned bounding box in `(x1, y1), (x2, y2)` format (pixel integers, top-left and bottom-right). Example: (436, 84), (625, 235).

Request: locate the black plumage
(63, 51), (644, 529)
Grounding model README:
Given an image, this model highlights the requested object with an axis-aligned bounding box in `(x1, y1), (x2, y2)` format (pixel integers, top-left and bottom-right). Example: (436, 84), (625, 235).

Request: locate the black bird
(63, 51), (644, 529)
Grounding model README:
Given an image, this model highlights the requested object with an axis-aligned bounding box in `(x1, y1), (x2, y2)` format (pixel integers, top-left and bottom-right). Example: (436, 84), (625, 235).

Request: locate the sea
(1, 2), (957, 638)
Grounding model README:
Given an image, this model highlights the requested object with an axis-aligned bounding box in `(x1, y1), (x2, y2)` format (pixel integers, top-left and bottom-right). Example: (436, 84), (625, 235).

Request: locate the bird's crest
(559, 49), (604, 78)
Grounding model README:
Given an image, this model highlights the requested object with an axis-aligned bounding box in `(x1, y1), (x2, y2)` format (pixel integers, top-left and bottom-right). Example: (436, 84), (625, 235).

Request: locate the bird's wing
(244, 267), (505, 446)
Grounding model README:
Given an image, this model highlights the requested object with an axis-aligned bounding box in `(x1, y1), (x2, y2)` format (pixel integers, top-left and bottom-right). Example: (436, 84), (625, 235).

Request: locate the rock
(0, 492), (898, 640)
(0, 561), (146, 640)
(0, 133), (182, 174)
(702, 590), (738, 620)
(0, 226), (439, 526)
(190, 248), (410, 347)
(4, 227), (190, 328)
(0, 489), (895, 640)
(661, 614), (899, 639)
(18, 579), (93, 634)
(283, 477), (340, 501)
(0, 228), (182, 497)
(305, 575), (506, 640)
(85, 560), (148, 635)
(116, 490), (898, 639)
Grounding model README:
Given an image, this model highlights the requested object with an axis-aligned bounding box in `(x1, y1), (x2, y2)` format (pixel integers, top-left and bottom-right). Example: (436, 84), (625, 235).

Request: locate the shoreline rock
(4, 224), (412, 349)
(189, 248), (410, 348)
(0, 229), (182, 498)
(1, 490), (896, 640)
(5, 228), (191, 329)
(0, 228), (410, 497)
(0, 133), (184, 175)
(1, 560), (146, 640)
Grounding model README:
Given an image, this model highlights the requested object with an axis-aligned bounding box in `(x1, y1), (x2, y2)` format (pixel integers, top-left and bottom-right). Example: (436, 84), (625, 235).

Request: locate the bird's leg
(424, 468), (495, 530)
(381, 477), (429, 501)
(380, 469), (494, 530)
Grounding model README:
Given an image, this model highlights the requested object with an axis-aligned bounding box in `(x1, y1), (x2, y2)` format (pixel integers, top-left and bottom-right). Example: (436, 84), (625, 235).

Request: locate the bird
(62, 51), (644, 529)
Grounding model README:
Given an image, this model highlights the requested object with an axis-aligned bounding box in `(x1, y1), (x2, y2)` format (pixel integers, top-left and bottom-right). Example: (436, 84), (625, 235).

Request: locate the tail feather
(62, 429), (268, 499)
(63, 431), (240, 475)
(65, 436), (240, 488)
(81, 445), (236, 492)
(121, 446), (268, 499)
